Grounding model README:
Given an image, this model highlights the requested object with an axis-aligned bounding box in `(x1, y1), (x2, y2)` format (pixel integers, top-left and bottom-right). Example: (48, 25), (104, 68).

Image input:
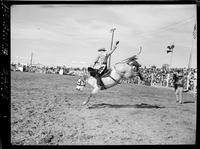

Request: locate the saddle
(88, 67), (111, 90)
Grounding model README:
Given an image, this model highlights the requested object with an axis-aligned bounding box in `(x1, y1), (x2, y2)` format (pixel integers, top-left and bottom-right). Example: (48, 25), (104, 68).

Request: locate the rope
(109, 75), (121, 84)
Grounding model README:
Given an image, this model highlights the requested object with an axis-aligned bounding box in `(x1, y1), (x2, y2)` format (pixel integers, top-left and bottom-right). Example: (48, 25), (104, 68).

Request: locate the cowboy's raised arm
(93, 55), (100, 67)
(107, 41), (119, 57)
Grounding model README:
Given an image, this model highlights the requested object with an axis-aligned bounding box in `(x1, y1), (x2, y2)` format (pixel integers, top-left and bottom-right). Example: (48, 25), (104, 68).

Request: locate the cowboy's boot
(96, 73), (106, 90)
(95, 73), (101, 87)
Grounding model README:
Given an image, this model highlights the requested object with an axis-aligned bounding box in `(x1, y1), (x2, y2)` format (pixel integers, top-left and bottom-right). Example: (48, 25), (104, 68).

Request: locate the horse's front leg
(82, 87), (100, 105)
(82, 93), (92, 105)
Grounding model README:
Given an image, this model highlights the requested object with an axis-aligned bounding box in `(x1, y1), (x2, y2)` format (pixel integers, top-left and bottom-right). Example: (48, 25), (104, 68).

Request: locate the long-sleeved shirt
(94, 52), (108, 65)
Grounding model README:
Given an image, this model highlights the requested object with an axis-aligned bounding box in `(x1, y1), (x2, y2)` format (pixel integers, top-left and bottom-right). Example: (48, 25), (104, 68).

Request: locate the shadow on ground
(183, 101), (195, 104)
(88, 103), (165, 109)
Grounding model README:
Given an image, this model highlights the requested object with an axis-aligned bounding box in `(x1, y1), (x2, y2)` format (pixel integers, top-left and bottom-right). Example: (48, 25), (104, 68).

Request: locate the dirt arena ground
(11, 71), (196, 145)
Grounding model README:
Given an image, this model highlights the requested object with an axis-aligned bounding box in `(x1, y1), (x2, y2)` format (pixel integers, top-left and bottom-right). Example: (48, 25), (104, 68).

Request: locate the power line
(158, 16), (195, 31)
(137, 16), (195, 39)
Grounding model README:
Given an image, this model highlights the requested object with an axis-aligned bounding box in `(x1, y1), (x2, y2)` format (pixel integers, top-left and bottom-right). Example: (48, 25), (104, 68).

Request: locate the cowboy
(93, 41), (119, 76)
(92, 41), (119, 89)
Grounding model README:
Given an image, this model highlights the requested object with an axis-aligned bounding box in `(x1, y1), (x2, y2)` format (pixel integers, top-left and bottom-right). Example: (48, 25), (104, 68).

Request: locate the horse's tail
(121, 46), (142, 64)
(119, 47), (142, 69)
(136, 46), (142, 55)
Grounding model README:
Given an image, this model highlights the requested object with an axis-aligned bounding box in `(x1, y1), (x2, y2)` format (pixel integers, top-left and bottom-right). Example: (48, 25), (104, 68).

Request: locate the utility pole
(108, 28), (116, 69)
(168, 42), (174, 68)
(188, 24), (196, 69)
(188, 39), (194, 69)
(170, 50), (173, 68)
(30, 52), (33, 67)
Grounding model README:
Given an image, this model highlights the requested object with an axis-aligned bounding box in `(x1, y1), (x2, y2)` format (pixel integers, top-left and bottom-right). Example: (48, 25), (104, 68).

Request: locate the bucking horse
(76, 43), (143, 105)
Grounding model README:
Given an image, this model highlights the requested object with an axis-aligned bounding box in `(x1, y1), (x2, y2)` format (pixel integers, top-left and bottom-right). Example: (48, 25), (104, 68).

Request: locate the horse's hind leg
(82, 87), (100, 105)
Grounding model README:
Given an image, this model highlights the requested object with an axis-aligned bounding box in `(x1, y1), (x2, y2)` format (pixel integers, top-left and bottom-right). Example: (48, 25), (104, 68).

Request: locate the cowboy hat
(98, 48), (106, 52)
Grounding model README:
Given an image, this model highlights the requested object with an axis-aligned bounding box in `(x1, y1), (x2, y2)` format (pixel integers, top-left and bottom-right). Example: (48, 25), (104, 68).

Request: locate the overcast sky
(11, 4), (197, 68)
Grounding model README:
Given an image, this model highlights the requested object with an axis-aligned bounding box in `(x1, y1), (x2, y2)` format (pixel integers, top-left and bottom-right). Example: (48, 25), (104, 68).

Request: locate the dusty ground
(11, 71), (196, 145)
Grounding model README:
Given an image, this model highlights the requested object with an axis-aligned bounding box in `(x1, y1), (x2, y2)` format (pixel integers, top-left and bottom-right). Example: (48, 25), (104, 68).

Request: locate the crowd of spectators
(11, 63), (197, 93)
(10, 62), (87, 76)
(127, 66), (197, 93)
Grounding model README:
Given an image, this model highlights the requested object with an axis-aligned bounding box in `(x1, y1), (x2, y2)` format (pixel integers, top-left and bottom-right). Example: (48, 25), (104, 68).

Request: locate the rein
(104, 65), (123, 84)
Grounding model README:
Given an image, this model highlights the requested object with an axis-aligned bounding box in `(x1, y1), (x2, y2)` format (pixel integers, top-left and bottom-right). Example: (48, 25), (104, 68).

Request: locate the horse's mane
(120, 47), (142, 67)
(123, 55), (138, 64)
(120, 55), (141, 68)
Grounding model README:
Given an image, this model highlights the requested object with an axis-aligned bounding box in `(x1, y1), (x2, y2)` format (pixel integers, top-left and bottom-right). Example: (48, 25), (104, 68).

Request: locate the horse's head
(126, 47), (142, 70)
(76, 74), (88, 91)
(125, 56), (143, 81)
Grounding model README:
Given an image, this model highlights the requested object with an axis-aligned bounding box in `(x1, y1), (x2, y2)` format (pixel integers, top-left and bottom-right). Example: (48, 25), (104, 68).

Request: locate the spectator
(173, 70), (184, 104)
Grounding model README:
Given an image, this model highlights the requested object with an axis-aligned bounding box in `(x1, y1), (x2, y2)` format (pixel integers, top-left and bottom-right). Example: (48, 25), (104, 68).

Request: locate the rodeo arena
(11, 39), (197, 145)
(8, 5), (198, 146)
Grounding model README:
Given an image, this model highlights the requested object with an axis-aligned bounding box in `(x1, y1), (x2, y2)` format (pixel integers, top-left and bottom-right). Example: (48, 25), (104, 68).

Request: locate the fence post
(186, 72), (190, 90)
(151, 73), (153, 86)
(166, 73), (170, 87)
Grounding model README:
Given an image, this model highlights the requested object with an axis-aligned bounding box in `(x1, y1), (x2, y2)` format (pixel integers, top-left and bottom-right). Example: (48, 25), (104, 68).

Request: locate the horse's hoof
(82, 101), (88, 105)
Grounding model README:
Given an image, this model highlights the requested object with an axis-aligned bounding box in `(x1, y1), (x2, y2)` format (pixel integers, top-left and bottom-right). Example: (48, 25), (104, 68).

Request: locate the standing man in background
(173, 70), (184, 104)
